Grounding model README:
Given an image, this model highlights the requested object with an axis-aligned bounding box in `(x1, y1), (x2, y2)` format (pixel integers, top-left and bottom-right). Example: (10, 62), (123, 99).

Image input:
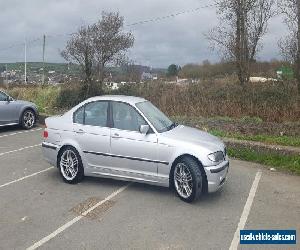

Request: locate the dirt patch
(71, 197), (116, 220)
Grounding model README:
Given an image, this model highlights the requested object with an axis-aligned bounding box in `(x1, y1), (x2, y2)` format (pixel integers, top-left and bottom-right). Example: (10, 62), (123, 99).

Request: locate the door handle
(74, 129), (85, 134)
(112, 133), (120, 139)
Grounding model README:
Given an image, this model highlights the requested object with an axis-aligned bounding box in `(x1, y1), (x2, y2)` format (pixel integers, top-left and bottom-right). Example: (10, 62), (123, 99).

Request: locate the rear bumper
(204, 161), (229, 193)
(42, 142), (59, 167)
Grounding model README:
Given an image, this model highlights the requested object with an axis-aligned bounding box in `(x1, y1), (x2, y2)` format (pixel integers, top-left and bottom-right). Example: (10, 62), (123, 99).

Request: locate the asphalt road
(0, 125), (299, 250)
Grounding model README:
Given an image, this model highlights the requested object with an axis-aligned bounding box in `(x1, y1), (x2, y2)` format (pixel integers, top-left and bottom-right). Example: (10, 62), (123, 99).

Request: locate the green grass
(210, 129), (300, 147)
(228, 147), (300, 175)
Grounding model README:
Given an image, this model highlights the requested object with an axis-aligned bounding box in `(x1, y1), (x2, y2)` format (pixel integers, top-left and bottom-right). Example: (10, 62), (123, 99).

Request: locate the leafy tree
(167, 64), (180, 76)
(61, 12), (134, 97)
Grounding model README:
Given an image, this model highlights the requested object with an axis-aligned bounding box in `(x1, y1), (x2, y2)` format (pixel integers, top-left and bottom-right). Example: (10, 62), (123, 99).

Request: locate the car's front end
(160, 124), (229, 194)
(203, 149), (229, 193)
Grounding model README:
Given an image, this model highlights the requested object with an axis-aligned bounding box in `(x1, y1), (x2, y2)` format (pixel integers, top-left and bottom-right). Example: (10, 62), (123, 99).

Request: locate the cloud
(0, 0), (287, 67)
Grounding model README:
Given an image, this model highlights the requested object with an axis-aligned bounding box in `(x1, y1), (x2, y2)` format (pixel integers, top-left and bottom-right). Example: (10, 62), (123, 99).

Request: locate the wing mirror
(6, 96), (13, 102)
(139, 124), (150, 135)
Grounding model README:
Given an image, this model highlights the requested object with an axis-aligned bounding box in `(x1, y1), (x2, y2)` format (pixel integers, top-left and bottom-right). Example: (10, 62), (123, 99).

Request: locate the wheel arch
(169, 154), (208, 194)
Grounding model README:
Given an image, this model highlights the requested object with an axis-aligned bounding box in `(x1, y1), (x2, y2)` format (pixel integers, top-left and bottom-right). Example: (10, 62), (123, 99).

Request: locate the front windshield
(136, 101), (174, 133)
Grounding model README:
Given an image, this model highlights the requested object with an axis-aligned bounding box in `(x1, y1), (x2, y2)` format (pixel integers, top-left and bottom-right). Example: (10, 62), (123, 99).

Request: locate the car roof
(86, 95), (147, 105)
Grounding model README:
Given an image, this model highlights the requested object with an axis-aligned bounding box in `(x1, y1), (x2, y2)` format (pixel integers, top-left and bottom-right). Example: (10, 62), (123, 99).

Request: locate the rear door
(109, 101), (159, 183)
(72, 101), (111, 173)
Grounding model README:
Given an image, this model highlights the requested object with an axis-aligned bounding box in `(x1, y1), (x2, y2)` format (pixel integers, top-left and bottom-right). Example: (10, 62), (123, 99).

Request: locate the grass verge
(228, 147), (300, 175)
(210, 129), (300, 147)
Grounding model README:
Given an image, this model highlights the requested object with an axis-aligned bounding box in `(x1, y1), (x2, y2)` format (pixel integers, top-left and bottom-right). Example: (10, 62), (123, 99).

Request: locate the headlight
(208, 151), (225, 163)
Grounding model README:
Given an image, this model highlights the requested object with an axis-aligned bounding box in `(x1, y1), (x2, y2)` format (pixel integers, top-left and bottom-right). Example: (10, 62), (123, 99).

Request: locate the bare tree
(61, 25), (94, 97)
(279, 0), (300, 93)
(206, 0), (275, 85)
(62, 12), (134, 97)
(91, 12), (134, 92)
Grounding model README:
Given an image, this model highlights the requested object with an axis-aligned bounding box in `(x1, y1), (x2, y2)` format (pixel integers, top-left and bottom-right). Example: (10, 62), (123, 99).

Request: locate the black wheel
(173, 157), (203, 203)
(58, 146), (84, 184)
(21, 109), (36, 129)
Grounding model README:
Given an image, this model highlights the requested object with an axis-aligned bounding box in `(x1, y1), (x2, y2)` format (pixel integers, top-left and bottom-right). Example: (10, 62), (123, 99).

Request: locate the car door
(109, 101), (159, 183)
(0, 91), (18, 125)
(72, 101), (111, 173)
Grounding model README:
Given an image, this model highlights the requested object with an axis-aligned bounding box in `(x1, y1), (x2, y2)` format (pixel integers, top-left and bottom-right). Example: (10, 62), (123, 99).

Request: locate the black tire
(173, 156), (203, 203)
(21, 109), (36, 130)
(57, 146), (84, 184)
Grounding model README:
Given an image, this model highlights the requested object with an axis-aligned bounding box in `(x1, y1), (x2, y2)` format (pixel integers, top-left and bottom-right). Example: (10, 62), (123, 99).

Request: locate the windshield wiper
(166, 122), (178, 131)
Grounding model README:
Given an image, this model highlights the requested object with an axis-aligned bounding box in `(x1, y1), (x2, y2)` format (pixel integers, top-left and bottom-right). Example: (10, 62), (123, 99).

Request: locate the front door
(0, 92), (17, 125)
(109, 101), (159, 183)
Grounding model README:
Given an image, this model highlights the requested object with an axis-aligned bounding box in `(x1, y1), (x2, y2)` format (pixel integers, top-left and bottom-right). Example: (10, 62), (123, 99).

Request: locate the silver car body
(42, 95), (229, 193)
(0, 90), (38, 127)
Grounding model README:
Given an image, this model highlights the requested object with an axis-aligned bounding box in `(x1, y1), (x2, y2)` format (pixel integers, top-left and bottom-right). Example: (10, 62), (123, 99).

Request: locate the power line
(125, 3), (216, 27)
(0, 3), (216, 55)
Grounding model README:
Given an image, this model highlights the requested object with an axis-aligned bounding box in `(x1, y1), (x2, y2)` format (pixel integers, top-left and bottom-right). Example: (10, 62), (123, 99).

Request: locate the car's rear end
(42, 116), (62, 167)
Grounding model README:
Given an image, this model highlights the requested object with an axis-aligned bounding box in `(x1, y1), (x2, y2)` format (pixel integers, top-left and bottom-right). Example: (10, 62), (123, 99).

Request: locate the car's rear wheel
(173, 157), (203, 203)
(58, 146), (84, 184)
(21, 109), (36, 129)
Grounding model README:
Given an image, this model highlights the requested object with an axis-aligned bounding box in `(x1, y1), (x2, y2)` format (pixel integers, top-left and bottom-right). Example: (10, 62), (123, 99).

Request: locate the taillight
(43, 130), (48, 138)
(43, 124), (48, 138)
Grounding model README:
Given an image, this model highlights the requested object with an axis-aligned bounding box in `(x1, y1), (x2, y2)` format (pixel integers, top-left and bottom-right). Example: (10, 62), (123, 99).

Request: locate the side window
(112, 102), (147, 132)
(84, 101), (108, 127)
(0, 92), (8, 101)
(73, 106), (84, 124)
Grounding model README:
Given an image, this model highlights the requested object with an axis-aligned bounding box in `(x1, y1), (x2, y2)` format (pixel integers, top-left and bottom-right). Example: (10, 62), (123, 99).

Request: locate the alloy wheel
(60, 150), (79, 181)
(174, 163), (193, 199)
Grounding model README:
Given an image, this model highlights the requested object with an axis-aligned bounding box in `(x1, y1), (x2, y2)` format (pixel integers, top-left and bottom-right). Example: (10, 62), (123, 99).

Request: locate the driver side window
(112, 102), (147, 132)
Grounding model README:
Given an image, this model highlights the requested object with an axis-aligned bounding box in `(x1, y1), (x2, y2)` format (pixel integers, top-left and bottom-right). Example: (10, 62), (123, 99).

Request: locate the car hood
(161, 125), (225, 152)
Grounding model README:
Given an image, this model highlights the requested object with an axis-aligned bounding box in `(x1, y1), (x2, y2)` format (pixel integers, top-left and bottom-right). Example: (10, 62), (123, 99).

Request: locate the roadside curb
(223, 137), (300, 157)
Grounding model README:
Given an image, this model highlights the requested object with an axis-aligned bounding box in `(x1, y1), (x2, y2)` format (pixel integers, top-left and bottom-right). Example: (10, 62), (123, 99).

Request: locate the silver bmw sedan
(42, 95), (229, 202)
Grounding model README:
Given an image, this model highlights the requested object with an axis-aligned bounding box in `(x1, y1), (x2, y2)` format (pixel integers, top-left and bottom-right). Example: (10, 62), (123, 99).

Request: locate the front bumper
(204, 160), (229, 193)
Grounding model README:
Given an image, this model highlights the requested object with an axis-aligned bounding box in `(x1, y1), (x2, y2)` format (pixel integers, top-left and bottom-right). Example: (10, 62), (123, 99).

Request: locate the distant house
(141, 72), (154, 81)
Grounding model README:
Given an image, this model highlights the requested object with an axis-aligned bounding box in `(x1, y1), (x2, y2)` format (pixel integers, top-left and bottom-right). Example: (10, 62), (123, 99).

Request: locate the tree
(61, 12), (134, 97)
(61, 25), (94, 97)
(206, 0), (275, 85)
(167, 64), (180, 76)
(91, 12), (134, 92)
(278, 0), (300, 93)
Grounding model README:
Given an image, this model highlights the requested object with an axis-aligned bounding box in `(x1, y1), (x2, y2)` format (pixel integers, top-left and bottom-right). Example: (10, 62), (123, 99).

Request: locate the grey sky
(0, 0), (288, 68)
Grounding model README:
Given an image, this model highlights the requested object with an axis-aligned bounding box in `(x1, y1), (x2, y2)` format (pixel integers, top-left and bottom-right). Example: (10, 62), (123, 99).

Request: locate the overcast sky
(0, 0), (288, 68)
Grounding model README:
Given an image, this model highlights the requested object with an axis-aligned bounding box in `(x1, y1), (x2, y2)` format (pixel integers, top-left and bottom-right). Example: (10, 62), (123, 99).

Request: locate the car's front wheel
(21, 109), (36, 129)
(173, 157), (203, 203)
(58, 146), (84, 184)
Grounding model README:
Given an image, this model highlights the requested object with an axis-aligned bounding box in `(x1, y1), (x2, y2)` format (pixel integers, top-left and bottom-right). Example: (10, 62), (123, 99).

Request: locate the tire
(173, 156), (203, 203)
(58, 146), (84, 184)
(21, 109), (36, 129)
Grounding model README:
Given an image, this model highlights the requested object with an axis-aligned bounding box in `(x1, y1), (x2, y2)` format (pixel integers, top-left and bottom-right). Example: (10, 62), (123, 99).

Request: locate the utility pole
(24, 39), (27, 84)
(5, 64), (8, 83)
(42, 34), (46, 84)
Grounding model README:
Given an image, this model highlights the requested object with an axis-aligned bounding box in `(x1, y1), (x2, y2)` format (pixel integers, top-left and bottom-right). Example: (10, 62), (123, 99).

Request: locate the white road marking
(26, 184), (130, 250)
(0, 167), (54, 189)
(229, 171), (262, 250)
(0, 128), (42, 139)
(0, 144), (42, 157)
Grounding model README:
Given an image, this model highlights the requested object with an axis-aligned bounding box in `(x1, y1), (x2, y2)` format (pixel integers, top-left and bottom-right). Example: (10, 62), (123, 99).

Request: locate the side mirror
(139, 124), (150, 134)
(6, 96), (13, 102)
